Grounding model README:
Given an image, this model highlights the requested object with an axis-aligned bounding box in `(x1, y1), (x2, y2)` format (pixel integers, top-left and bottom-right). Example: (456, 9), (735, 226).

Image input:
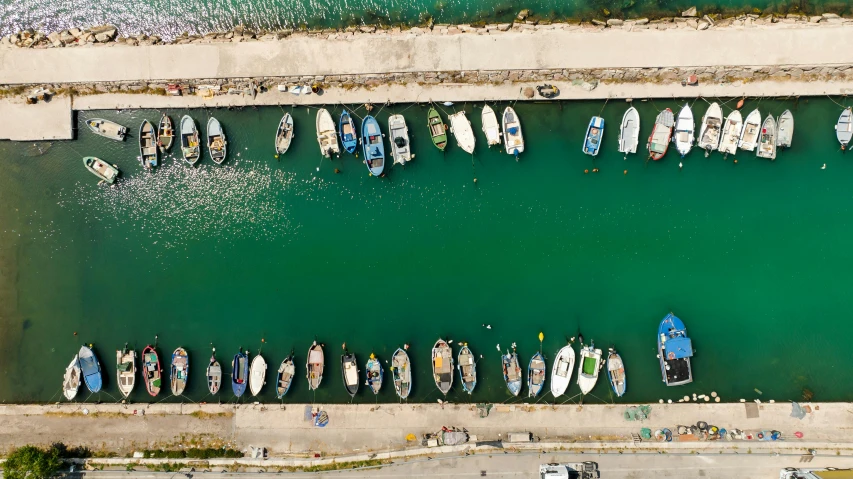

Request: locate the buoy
(334, 168), (341, 174)
(733, 159), (738, 164)
(592, 168), (599, 173)
(667, 399), (673, 404)
(584, 169), (589, 174)
(698, 394), (706, 399)
(274, 154), (279, 159)
(538, 332), (544, 342)
(683, 396), (690, 402)
(739, 399), (746, 403)
(711, 391), (717, 398)
(715, 397), (720, 402)
(704, 396), (709, 402)
(736, 98), (745, 109)
(623, 169), (627, 175)
(73, 332), (77, 336)
(679, 162), (683, 169)
(473, 178), (478, 183)
(821, 164), (826, 169)
(659, 399), (664, 403)
(754, 388), (763, 395)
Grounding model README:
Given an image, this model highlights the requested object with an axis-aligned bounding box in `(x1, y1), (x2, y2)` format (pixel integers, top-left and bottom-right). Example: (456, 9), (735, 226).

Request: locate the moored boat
(275, 113), (295, 156)
(457, 344), (477, 394)
(427, 108), (448, 151)
(207, 117), (227, 164)
(576, 341), (602, 395)
(449, 111), (476, 154)
(432, 339), (453, 395)
(502, 107), (524, 159)
(365, 353), (383, 395)
(673, 104), (694, 157)
(658, 312), (694, 386)
(647, 109), (674, 161)
(341, 349), (359, 397)
(837, 107), (853, 150)
(697, 102), (723, 155)
(527, 351), (546, 398)
(776, 110), (794, 149)
(207, 350), (222, 395)
(232, 349), (249, 397)
(139, 120), (159, 168)
(618, 107), (640, 155)
(170, 347), (189, 396)
(180, 115), (201, 165)
(142, 345), (162, 397)
(482, 105), (501, 147)
(63, 355), (81, 401)
(157, 114), (174, 153)
(249, 353), (267, 396)
(606, 348), (626, 398)
(275, 353), (296, 398)
(361, 115), (385, 176)
(388, 114), (412, 166)
(501, 349), (522, 396)
(718, 110), (744, 155)
(79, 345), (102, 393)
(582, 116), (604, 156)
(339, 110), (358, 154)
(83, 156), (119, 184)
(86, 118), (127, 141)
(391, 348), (412, 399)
(306, 341), (324, 391)
(316, 108), (340, 158)
(550, 342), (575, 398)
(756, 115), (777, 160)
(116, 346), (136, 398)
(738, 109), (762, 152)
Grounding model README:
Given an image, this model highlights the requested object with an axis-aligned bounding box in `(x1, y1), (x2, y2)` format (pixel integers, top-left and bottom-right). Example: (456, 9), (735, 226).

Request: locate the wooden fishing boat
(647, 109), (674, 161)
(718, 110), (743, 155)
(275, 353), (296, 398)
(306, 341), (324, 391)
(432, 339), (453, 395)
(170, 347), (189, 396)
(116, 346), (136, 399)
(527, 351), (546, 398)
(501, 349), (522, 396)
(550, 343), (575, 398)
(83, 157), (119, 184)
(232, 349), (249, 397)
(697, 102), (723, 155)
(582, 116), (604, 157)
(142, 345), (161, 397)
(738, 109), (762, 152)
(618, 107), (640, 155)
(482, 105), (501, 147)
(756, 115), (777, 160)
(606, 348), (626, 398)
(388, 114), (412, 166)
(207, 351), (221, 395)
(449, 111), (475, 154)
(316, 108), (340, 158)
(457, 344), (476, 394)
(207, 117), (227, 164)
(139, 120), (158, 168)
(576, 341), (602, 395)
(275, 113), (294, 155)
(365, 353), (383, 395)
(249, 354), (267, 396)
(392, 348), (412, 399)
(86, 118), (127, 141)
(180, 115), (201, 165)
(673, 104), (694, 157)
(339, 110), (358, 154)
(776, 110), (794, 149)
(502, 107), (524, 158)
(427, 107), (448, 151)
(341, 350), (359, 397)
(361, 115), (385, 176)
(658, 312), (694, 386)
(78, 345), (102, 393)
(838, 107), (853, 149)
(157, 114), (174, 153)
(63, 355), (81, 401)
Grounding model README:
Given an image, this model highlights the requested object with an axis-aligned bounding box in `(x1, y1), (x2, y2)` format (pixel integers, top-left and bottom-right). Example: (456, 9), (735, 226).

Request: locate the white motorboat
(718, 110), (743, 155)
(757, 115), (777, 160)
(482, 104), (501, 146)
(738, 109), (761, 152)
(502, 107), (524, 158)
(316, 108), (340, 158)
(697, 102), (723, 156)
(449, 111), (476, 154)
(388, 114), (412, 166)
(576, 342), (602, 395)
(550, 343), (575, 398)
(63, 355), (81, 401)
(618, 107), (640, 155)
(249, 354), (267, 396)
(673, 103), (694, 157)
(776, 110), (794, 149)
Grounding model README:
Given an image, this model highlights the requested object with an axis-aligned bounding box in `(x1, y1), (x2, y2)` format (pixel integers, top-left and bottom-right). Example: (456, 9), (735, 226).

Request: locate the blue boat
(583, 116), (605, 156)
(527, 351), (546, 398)
(457, 345), (477, 394)
(657, 313), (694, 387)
(365, 353), (383, 395)
(78, 345), (102, 393)
(275, 353), (295, 399)
(340, 110), (358, 154)
(361, 115), (385, 177)
(232, 349), (249, 397)
(501, 349), (522, 396)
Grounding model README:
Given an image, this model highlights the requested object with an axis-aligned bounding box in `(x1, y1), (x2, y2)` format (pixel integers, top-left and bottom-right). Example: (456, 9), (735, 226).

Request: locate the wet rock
(59, 30), (76, 43)
(606, 19), (623, 26)
(21, 37), (35, 47)
(224, 31), (234, 39)
(634, 18), (649, 25)
(697, 20), (710, 30)
(686, 19), (698, 29)
(90, 25), (117, 42)
(821, 13), (839, 19)
(809, 16), (822, 23)
(516, 9), (530, 21)
(359, 26), (375, 33)
(591, 19), (606, 26)
(682, 6), (697, 17)
(702, 14), (715, 25)
(47, 31), (62, 47)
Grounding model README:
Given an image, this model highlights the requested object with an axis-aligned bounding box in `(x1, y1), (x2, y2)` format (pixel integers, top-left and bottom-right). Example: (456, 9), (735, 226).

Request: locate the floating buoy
(538, 332), (544, 342)
(733, 159), (738, 164)
(683, 396), (690, 402)
(592, 168), (599, 173)
(821, 164), (826, 169)
(623, 169), (627, 175)
(584, 169), (589, 174)
(667, 399), (672, 404)
(473, 178), (478, 183)
(754, 388), (763, 395)
(659, 399), (664, 403)
(715, 397), (721, 402)
(679, 162), (683, 169)
(711, 391), (718, 398)
(334, 168), (341, 174)
(736, 98), (745, 109)
(73, 332), (77, 336)
(704, 396), (710, 402)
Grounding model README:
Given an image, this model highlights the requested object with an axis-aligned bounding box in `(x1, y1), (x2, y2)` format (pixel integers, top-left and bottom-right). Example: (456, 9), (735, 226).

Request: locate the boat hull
(550, 344), (575, 398)
(457, 346), (477, 394)
(427, 108), (448, 151)
(341, 353), (359, 397)
(527, 352), (546, 397)
(776, 110), (794, 149)
(658, 313), (694, 387)
(361, 115), (385, 176)
(316, 108), (340, 158)
(577, 345), (602, 395)
(207, 357), (222, 395)
(618, 107), (640, 155)
(582, 116), (604, 156)
(392, 348), (412, 399)
(86, 118), (127, 141)
(673, 104), (694, 157)
(339, 111), (358, 154)
(606, 351), (626, 398)
(142, 345), (162, 396)
(275, 114), (294, 155)
(158, 114), (174, 152)
(180, 115), (201, 165)
(249, 355), (267, 396)
(63, 355), (81, 401)
(432, 339), (453, 395)
(697, 103), (723, 153)
(116, 349), (136, 398)
(232, 352), (249, 397)
(276, 356), (296, 398)
(83, 156), (119, 184)
(757, 115), (777, 160)
(171, 347), (189, 396)
(388, 114), (412, 166)
(207, 117), (227, 164)
(306, 343), (324, 391)
(449, 111), (476, 154)
(502, 107), (524, 156)
(366, 357), (383, 395)
(719, 110), (744, 155)
(482, 105), (501, 146)
(139, 120), (159, 168)
(78, 346), (102, 393)
(647, 109), (674, 161)
(501, 351), (522, 396)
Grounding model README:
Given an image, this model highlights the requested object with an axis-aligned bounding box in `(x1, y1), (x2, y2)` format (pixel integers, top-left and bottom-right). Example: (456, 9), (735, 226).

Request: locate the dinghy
(457, 344), (477, 394)
(157, 114), (174, 153)
(207, 117), (227, 164)
(63, 355), (81, 401)
(501, 349), (522, 396)
(718, 110), (743, 155)
(232, 349), (249, 397)
(502, 107), (524, 158)
(207, 351), (222, 395)
(527, 351), (546, 398)
(837, 107), (853, 149)
(316, 108), (340, 158)
(86, 118), (127, 141)
(647, 109), (674, 161)
(756, 115), (777, 160)
(391, 348), (412, 399)
(606, 348), (626, 398)
(275, 353), (296, 398)
(249, 354), (267, 396)
(275, 113), (294, 155)
(116, 346), (136, 399)
(738, 109), (762, 152)
(365, 353), (383, 395)
(673, 104), (694, 157)
(482, 105), (501, 146)
(449, 111), (476, 154)
(361, 115), (385, 176)
(339, 110), (358, 154)
(550, 342), (575, 398)
(78, 345), (102, 393)
(576, 341), (602, 395)
(341, 350), (359, 397)
(83, 157), (119, 184)
(431, 339), (453, 395)
(139, 120), (158, 168)
(427, 108), (448, 151)
(776, 110), (794, 149)
(180, 115), (201, 165)
(618, 107), (640, 155)
(658, 312), (694, 386)
(582, 116), (604, 156)
(697, 103), (723, 155)
(142, 345), (161, 397)
(306, 341), (324, 391)
(388, 114), (412, 166)
(170, 347), (189, 396)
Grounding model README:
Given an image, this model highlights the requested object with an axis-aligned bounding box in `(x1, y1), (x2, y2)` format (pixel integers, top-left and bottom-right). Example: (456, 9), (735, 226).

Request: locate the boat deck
(663, 357), (692, 385)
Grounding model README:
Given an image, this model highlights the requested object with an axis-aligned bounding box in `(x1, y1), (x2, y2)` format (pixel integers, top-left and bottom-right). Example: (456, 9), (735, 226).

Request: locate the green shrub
(4, 445), (63, 479)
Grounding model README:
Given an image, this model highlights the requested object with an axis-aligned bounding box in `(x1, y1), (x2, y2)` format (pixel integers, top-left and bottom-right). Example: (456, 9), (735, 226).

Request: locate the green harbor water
(1, 97), (852, 405)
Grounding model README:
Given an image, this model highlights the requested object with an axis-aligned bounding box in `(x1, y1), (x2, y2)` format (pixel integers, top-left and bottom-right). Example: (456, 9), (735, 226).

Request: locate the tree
(4, 445), (63, 479)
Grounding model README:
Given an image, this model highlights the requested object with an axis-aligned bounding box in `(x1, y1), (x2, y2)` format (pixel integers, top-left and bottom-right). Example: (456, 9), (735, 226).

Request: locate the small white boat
(549, 343), (575, 398)
(449, 111), (476, 154)
(776, 110), (794, 149)
(618, 107), (640, 155)
(673, 104), (694, 157)
(116, 347), (136, 399)
(697, 102), (723, 155)
(738, 109), (762, 152)
(388, 114), (412, 166)
(316, 108), (340, 158)
(576, 342), (602, 395)
(86, 118), (127, 141)
(757, 115), (777, 160)
(606, 348), (626, 398)
(249, 354), (267, 396)
(718, 110), (743, 155)
(63, 355), (81, 401)
(837, 107), (853, 150)
(502, 107), (524, 158)
(207, 117), (227, 165)
(275, 113), (294, 156)
(481, 105), (501, 147)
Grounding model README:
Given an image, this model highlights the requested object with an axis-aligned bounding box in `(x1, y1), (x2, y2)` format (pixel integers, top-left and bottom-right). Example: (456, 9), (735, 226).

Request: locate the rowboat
(142, 345), (161, 396)
(170, 347), (189, 396)
(606, 348), (626, 398)
(306, 341), (324, 391)
(365, 353), (383, 395)
(432, 339), (453, 395)
(207, 351), (222, 395)
(647, 109), (674, 161)
(550, 343), (575, 398)
(457, 344), (477, 394)
(502, 107), (524, 158)
(207, 117), (227, 164)
(339, 110), (358, 154)
(388, 114), (412, 166)
(482, 105), (501, 147)
(63, 355), (81, 401)
(139, 120), (158, 168)
(776, 110), (794, 149)
(576, 341), (602, 395)
(275, 353), (296, 398)
(83, 157), (119, 184)
(316, 108), (340, 158)
(501, 349), (522, 396)
(738, 109), (762, 152)
(361, 115), (385, 176)
(157, 114), (174, 153)
(275, 113), (294, 155)
(341, 350), (359, 397)
(582, 116), (604, 156)
(116, 346), (136, 398)
(673, 104), (694, 157)
(249, 354), (267, 396)
(837, 107), (853, 149)
(180, 115), (201, 165)
(756, 115), (777, 160)
(79, 345), (102, 393)
(427, 107), (448, 151)
(618, 107), (640, 155)
(86, 118), (127, 141)
(449, 111), (475, 154)
(391, 348), (412, 399)
(658, 312), (694, 386)
(718, 110), (743, 155)
(527, 351), (546, 398)
(697, 102), (723, 155)
(232, 349), (249, 397)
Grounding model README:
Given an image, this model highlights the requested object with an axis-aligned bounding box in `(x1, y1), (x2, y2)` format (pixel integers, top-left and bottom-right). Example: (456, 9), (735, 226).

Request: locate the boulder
(591, 19), (606, 26)
(497, 23), (511, 31)
(634, 18), (649, 25)
(69, 28), (82, 38)
(702, 14), (715, 25)
(697, 20), (710, 30)
(359, 25), (376, 33)
(516, 9), (530, 21)
(59, 30), (76, 43)
(47, 31), (62, 47)
(809, 16), (822, 23)
(89, 25), (117, 42)
(606, 19), (623, 26)
(821, 13), (839, 19)
(686, 19), (698, 28)
(682, 6), (697, 17)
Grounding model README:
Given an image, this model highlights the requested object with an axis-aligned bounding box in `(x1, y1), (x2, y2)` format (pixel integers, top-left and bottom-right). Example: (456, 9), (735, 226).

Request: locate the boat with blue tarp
(232, 349), (249, 397)
(78, 345), (102, 393)
(657, 313), (694, 387)
(361, 115), (385, 176)
(582, 116), (604, 156)
(339, 110), (358, 154)
(501, 348), (522, 396)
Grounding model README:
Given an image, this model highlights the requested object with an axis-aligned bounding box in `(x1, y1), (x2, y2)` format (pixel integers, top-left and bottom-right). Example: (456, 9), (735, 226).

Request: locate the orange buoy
(736, 98), (745, 109)
(584, 169), (589, 174)
(733, 159), (738, 164)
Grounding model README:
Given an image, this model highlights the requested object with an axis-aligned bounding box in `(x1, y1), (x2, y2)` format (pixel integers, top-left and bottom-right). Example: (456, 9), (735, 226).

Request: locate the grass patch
(142, 448), (242, 459)
(188, 411), (232, 420)
(282, 459), (390, 473)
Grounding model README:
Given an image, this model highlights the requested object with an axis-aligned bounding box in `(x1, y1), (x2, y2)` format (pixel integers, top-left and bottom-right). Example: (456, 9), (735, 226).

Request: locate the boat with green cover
(82, 157), (119, 184)
(427, 107), (448, 151)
